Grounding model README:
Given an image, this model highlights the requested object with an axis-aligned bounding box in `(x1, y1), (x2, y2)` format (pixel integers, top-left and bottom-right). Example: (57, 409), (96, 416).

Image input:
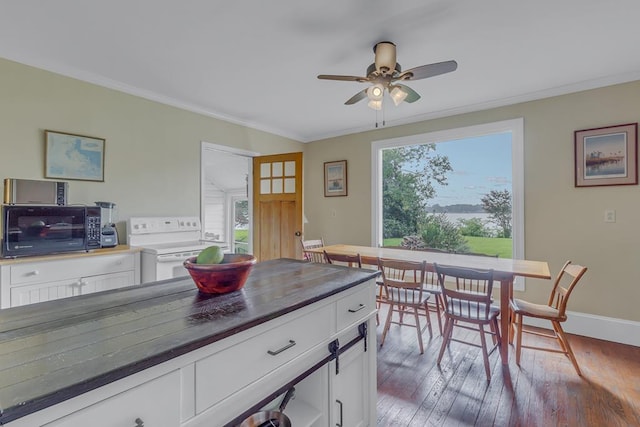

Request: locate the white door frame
(200, 141), (260, 254)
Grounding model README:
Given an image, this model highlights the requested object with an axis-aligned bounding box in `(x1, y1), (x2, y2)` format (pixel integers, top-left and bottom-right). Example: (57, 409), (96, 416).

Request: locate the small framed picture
(574, 123), (638, 187)
(324, 160), (348, 197)
(45, 130), (105, 182)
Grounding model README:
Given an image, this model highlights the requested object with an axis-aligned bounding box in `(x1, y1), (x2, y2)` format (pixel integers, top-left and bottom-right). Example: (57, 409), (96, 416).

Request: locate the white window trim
(371, 118), (525, 289)
(226, 190), (248, 253)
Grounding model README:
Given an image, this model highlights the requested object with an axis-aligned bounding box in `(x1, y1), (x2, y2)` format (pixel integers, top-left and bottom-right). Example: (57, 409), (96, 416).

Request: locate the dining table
(307, 244), (551, 364)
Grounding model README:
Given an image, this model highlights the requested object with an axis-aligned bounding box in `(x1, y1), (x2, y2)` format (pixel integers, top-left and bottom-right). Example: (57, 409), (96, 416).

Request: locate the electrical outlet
(604, 209), (616, 223)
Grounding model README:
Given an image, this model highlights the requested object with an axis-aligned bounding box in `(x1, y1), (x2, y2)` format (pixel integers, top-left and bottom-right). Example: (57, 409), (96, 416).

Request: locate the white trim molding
(523, 311), (640, 348)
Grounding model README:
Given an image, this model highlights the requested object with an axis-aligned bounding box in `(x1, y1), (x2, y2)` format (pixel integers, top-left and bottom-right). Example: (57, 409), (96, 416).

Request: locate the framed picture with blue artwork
(574, 123), (637, 187)
(45, 130), (105, 182)
(324, 160), (347, 197)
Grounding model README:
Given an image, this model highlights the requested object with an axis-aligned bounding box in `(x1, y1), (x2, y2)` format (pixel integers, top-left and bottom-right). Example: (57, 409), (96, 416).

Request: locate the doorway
(200, 142), (258, 254)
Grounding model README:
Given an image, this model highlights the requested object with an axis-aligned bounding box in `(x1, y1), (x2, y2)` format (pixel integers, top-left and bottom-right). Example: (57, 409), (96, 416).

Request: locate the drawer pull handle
(267, 339), (296, 356)
(348, 303), (365, 313)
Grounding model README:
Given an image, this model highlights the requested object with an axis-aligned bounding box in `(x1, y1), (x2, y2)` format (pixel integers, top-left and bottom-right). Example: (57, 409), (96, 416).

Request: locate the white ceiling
(2, 1), (640, 142)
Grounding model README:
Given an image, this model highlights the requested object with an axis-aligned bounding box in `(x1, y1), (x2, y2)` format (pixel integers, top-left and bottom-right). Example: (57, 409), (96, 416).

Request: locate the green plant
(420, 213), (469, 252)
(382, 144), (451, 237)
(458, 217), (492, 237)
(481, 190), (512, 238)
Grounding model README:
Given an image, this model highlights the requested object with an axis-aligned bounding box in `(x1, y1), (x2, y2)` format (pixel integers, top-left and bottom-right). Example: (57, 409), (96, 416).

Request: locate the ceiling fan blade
(345, 89), (368, 105)
(398, 60), (458, 81)
(396, 84), (421, 103)
(317, 74), (369, 83)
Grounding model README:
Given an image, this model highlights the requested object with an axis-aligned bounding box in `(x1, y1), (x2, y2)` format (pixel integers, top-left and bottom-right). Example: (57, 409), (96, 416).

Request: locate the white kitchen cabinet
(6, 276), (376, 427)
(0, 248), (141, 308)
(330, 342), (370, 427)
(44, 370), (181, 427)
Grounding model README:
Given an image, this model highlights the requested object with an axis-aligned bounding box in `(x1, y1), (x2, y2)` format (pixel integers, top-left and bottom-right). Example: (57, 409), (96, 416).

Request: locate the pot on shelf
(239, 387), (295, 427)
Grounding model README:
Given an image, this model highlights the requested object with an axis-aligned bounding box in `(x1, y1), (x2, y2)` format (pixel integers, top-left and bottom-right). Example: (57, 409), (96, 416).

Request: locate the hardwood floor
(375, 307), (640, 426)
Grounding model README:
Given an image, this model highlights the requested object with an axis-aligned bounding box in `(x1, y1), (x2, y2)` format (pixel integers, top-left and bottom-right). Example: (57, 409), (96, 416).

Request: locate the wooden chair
(434, 263), (500, 381)
(300, 238), (325, 263)
(378, 258), (432, 354)
(323, 250), (362, 268)
(421, 266), (444, 336)
(509, 260), (588, 376)
(409, 247), (450, 335)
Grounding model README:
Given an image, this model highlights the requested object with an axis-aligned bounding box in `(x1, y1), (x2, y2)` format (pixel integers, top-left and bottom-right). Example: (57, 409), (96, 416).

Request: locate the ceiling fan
(318, 41), (457, 110)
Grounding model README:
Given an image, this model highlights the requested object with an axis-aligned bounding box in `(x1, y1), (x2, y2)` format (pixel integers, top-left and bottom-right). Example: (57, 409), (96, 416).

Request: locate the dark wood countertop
(0, 258), (378, 424)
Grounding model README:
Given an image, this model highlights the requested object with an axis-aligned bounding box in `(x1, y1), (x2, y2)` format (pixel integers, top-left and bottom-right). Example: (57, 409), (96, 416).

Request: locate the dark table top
(0, 258), (378, 424)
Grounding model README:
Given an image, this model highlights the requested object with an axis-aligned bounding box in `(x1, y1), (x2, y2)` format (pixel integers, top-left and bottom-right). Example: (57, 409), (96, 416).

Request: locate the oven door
(141, 250), (201, 283)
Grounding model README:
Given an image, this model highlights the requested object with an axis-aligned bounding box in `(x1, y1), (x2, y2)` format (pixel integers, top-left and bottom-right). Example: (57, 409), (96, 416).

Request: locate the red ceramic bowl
(183, 253), (256, 294)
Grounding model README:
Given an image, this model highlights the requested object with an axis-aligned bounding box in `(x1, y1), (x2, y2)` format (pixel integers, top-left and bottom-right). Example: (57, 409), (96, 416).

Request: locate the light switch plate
(604, 209), (616, 223)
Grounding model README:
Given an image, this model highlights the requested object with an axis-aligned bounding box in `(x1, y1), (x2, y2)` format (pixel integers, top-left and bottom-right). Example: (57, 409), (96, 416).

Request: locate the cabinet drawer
(336, 281), (375, 332)
(45, 370), (181, 427)
(195, 304), (332, 413)
(11, 254), (135, 285)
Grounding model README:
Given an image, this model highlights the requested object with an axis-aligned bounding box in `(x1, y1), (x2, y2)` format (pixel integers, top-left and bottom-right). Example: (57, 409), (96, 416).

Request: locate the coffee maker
(95, 201), (118, 248)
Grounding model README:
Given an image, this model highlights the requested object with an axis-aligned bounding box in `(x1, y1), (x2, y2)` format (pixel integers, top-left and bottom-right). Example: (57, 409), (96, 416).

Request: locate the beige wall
(303, 81), (640, 323)
(0, 58), (302, 240)
(3, 56), (639, 324)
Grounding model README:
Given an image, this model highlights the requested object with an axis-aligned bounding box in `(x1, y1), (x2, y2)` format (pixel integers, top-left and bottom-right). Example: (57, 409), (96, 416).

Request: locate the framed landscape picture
(324, 160), (347, 197)
(45, 130), (105, 182)
(574, 123), (637, 187)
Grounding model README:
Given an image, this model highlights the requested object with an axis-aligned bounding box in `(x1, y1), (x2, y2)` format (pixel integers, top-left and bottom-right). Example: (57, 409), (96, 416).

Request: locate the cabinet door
(10, 278), (81, 307)
(80, 271), (136, 294)
(330, 342), (370, 427)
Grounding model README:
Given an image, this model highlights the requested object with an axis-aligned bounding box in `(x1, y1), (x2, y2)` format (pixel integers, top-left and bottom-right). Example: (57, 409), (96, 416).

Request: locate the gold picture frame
(324, 160), (347, 197)
(45, 130), (105, 182)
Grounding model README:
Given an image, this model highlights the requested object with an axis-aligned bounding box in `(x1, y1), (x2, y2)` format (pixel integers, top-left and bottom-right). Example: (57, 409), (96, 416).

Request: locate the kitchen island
(0, 258), (378, 426)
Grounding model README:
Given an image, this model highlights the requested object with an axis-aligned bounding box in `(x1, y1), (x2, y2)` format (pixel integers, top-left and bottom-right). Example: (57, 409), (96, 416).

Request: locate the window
(372, 118), (524, 285)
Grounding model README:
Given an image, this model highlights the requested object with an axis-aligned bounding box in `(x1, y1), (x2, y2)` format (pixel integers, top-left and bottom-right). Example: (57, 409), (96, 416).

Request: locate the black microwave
(2, 205), (102, 258)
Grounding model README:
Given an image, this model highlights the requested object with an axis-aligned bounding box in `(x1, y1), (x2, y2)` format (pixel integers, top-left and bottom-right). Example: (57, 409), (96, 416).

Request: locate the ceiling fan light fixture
(390, 85), (408, 106)
(367, 84), (384, 101)
(374, 41), (397, 74)
(367, 99), (382, 110)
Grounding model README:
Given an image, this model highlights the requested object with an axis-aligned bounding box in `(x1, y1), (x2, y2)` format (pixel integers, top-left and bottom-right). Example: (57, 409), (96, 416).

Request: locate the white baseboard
(523, 311), (640, 347)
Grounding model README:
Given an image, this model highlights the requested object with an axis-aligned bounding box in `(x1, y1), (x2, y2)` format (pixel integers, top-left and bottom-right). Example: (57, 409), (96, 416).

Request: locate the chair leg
(489, 319), (498, 346)
(553, 321), (582, 376)
(437, 317), (454, 365)
(489, 317), (502, 347)
(433, 299), (443, 335)
(493, 317), (502, 347)
(380, 302), (395, 347)
(515, 313), (523, 366)
(478, 324), (491, 381)
(413, 308), (424, 354)
(422, 299), (433, 338)
(509, 308), (516, 345)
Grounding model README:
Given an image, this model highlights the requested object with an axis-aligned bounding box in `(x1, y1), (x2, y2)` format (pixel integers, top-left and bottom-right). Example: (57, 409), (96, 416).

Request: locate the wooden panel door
(253, 152), (303, 261)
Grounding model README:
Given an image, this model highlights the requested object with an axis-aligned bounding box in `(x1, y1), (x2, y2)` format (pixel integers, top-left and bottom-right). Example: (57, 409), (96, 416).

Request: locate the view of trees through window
(382, 133), (513, 257)
(234, 199), (249, 254)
